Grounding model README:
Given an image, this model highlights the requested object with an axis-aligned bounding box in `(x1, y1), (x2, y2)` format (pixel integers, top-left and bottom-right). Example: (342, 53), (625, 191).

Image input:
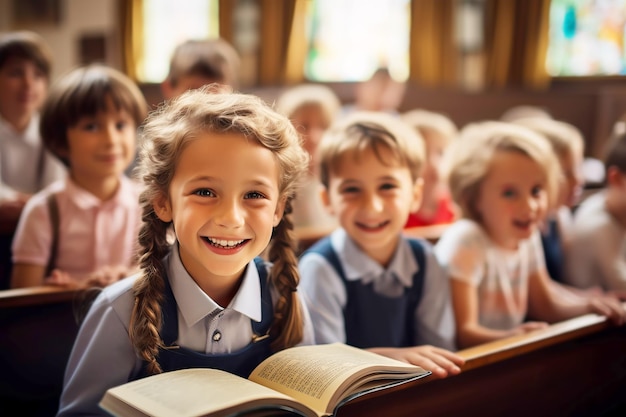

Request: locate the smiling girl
(434, 121), (625, 348)
(57, 87), (315, 416)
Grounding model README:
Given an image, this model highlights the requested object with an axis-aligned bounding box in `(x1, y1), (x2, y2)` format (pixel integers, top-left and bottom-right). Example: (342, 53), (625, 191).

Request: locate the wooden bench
(0, 286), (88, 417)
(337, 309), (626, 417)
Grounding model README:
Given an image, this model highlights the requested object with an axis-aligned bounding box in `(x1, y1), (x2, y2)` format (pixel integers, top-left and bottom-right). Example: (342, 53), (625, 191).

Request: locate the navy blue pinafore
(304, 237), (426, 348)
(136, 257), (274, 379)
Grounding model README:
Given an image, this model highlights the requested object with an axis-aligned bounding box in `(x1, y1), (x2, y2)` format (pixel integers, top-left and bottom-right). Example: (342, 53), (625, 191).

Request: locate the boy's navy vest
(304, 236), (426, 348)
(137, 257), (274, 379)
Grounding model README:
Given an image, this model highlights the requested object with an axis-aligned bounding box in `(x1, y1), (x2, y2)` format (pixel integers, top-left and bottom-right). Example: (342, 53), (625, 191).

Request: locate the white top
(58, 245), (316, 416)
(0, 114), (66, 200)
(434, 219), (545, 330)
(565, 191), (626, 291)
(299, 228), (457, 351)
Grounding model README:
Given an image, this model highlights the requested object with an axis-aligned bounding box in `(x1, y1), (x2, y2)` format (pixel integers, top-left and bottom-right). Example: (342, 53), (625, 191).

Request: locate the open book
(99, 343), (430, 417)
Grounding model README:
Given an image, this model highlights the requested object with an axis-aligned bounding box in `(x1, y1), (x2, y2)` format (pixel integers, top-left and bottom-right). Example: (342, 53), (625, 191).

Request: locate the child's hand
(86, 265), (131, 287)
(587, 296), (626, 326)
(369, 345), (465, 379)
(44, 269), (76, 287)
(512, 321), (549, 336)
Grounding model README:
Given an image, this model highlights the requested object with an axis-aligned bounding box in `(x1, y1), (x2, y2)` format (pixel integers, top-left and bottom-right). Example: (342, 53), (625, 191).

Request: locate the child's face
(154, 132), (285, 287)
(64, 97), (136, 186)
(0, 57), (48, 124)
(557, 147), (584, 208)
(322, 146), (422, 266)
(291, 104), (330, 171)
(420, 130), (447, 206)
(475, 150), (549, 250)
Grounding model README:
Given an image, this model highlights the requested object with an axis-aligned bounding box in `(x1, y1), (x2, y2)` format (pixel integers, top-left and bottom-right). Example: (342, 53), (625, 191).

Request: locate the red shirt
(405, 194), (456, 228)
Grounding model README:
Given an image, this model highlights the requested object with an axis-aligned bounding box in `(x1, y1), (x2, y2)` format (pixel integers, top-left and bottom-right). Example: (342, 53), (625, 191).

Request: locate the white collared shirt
(58, 245), (315, 416)
(0, 114), (66, 200)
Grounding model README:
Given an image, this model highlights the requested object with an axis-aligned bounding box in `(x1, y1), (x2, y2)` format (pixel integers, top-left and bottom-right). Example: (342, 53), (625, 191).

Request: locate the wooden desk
(338, 312), (626, 417)
(403, 223), (452, 244)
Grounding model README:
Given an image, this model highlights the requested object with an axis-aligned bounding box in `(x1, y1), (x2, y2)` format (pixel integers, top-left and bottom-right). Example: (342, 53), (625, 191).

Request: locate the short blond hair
(276, 84), (341, 123)
(400, 109), (458, 147)
(511, 117), (584, 159)
(447, 121), (559, 221)
(318, 111), (425, 187)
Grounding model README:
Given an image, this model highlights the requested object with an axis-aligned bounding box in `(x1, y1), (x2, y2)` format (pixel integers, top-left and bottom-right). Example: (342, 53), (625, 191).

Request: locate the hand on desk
(368, 345), (465, 379)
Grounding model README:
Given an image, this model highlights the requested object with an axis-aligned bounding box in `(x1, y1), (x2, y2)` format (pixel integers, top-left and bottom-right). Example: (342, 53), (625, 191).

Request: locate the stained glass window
(547, 0), (626, 76)
(139, 0), (219, 82)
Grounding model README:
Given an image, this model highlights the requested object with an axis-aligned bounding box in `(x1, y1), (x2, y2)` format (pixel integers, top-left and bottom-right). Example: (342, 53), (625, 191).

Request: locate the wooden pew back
(0, 286), (87, 417)
(337, 309), (626, 417)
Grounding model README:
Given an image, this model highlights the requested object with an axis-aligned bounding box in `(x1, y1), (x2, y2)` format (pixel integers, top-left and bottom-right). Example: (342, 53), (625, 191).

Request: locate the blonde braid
(266, 198), (304, 351)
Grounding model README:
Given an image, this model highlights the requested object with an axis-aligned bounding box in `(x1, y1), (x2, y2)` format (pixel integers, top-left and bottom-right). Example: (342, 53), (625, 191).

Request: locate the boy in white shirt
(566, 131), (626, 292)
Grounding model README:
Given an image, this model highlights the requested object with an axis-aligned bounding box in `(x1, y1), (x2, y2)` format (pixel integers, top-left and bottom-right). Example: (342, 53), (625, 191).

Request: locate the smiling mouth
(513, 219), (533, 229)
(355, 220), (390, 230)
(204, 237), (248, 249)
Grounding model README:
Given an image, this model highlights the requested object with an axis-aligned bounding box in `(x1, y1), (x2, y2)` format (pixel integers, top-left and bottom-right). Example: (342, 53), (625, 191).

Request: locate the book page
(100, 368), (314, 417)
(248, 343), (426, 415)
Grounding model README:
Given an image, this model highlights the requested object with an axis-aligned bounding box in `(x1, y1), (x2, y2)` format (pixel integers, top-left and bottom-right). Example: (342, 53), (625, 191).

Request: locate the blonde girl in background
(57, 87), (315, 416)
(434, 121), (625, 349)
(511, 117), (585, 284)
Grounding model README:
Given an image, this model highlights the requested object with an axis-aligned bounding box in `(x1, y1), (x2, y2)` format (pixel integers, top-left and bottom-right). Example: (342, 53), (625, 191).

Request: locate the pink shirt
(12, 176), (141, 282)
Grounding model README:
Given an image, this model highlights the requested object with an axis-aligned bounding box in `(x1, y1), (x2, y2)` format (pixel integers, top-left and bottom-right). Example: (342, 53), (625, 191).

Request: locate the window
(546, 0), (626, 76)
(138, 0), (219, 82)
(304, 0), (411, 82)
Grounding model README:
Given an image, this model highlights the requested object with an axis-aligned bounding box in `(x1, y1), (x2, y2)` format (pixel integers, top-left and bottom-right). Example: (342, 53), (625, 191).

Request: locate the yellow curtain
(258, 0), (296, 85)
(218, 0), (235, 44)
(484, 0), (551, 89)
(409, 0), (457, 87)
(120, 0), (144, 81)
(283, 0), (308, 84)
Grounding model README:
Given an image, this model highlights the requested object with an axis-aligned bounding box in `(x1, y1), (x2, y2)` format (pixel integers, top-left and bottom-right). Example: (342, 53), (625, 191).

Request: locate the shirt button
(212, 330), (222, 342)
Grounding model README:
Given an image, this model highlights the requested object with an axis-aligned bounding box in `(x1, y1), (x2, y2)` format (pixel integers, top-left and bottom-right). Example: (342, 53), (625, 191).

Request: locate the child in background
(511, 117), (585, 284)
(434, 121), (625, 349)
(341, 67), (406, 117)
(401, 109), (459, 228)
(276, 83), (341, 230)
(0, 31), (66, 281)
(299, 111), (464, 379)
(57, 87), (314, 416)
(160, 38), (240, 100)
(10, 64), (148, 288)
(566, 131), (626, 292)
